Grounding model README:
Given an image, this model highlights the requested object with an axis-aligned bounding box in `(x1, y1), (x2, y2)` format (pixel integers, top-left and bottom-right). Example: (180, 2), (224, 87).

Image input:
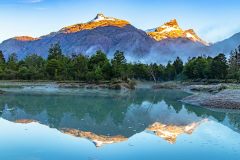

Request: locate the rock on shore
(186, 84), (227, 93)
(182, 89), (240, 109)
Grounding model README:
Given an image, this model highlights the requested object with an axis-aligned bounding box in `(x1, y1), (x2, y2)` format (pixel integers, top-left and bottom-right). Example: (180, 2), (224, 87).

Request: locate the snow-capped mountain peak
(162, 19), (180, 28)
(183, 29), (208, 45)
(91, 13), (116, 22)
(59, 13), (130, 34)
(155, 19), (181, 33)
(147, 19), (208, 45)
(156, 19), (182, 33)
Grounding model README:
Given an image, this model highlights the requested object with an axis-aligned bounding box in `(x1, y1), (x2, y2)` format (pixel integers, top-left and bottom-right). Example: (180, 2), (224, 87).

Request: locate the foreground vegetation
(0, 43), (240, 83)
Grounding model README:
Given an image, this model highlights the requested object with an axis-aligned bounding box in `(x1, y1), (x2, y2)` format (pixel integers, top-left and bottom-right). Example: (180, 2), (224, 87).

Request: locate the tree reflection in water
(0, 88), (239, 144)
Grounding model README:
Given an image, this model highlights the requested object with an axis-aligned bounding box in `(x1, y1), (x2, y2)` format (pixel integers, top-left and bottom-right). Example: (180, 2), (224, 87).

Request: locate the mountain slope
(209, 32), (240, 54)
(0, 14), (154, 59)
(147, 38), (206, 63)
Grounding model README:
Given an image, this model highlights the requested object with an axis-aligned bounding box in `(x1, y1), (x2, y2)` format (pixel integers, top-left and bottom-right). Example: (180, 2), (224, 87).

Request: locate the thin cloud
(20, 0), (44, 4)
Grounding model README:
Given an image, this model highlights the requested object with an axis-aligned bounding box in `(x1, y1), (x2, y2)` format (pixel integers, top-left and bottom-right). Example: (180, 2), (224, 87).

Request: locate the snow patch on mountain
(91, 13), (117, 22)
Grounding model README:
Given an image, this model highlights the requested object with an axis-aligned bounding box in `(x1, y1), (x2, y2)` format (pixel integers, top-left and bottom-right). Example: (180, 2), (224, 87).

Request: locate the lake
(0, 86), (240, 160)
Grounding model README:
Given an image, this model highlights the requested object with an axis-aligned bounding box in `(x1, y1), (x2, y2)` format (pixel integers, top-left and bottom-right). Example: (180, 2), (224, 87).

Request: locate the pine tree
(237, 45), (240, 67)
(111, 50), (127, 79)
(0, 50), (5, 64)
(229, 50), (238, 72)
(47, 43), (63, 60)
(7, 53), (18, 71)
(210, 53), (228, 79)
(173, 57), (183, 75)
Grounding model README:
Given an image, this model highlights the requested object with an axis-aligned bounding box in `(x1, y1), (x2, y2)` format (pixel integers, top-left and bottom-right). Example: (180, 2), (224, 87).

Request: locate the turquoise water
(0, 87), (240, 160)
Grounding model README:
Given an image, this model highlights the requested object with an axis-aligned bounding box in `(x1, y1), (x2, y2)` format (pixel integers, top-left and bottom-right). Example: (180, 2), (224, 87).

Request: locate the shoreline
(1, 80), (240, 110)
(0, 80), (136, 90)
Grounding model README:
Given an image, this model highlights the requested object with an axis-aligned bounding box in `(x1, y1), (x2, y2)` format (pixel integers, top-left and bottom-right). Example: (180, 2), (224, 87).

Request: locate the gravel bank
(182, 89), (240, 109)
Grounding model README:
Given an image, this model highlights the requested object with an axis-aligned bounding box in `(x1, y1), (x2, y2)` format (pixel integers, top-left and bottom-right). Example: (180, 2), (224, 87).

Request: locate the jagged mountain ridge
(0, 13), (239, 62)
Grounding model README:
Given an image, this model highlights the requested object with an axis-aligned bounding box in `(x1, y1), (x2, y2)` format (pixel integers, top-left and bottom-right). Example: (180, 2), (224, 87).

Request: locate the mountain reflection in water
(0, 88), (240, 147)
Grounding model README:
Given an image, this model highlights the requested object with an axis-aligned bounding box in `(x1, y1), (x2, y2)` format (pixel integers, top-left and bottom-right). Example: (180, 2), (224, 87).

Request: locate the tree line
(0, 43), (240, 82)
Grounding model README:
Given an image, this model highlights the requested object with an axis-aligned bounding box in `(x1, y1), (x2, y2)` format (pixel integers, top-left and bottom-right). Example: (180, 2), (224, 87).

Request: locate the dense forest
(0, 43), (240, 82)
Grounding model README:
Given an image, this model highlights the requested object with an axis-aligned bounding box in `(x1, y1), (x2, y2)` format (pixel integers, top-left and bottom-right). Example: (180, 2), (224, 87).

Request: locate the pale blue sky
(0, 0), (240, 43)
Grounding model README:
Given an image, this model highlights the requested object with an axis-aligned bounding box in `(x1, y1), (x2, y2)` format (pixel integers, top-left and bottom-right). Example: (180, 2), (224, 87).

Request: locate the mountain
(209, 32), (240, 55)
(147, 19), (208, 46)
(2, 13), (239, 63)
(0, 13), (154, 59)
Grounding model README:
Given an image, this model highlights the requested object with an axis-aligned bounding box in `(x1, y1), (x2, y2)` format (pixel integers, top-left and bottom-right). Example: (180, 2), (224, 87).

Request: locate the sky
(0, 0), (240, 43)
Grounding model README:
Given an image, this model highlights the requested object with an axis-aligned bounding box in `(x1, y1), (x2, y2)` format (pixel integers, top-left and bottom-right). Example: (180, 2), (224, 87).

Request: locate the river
(0, 85), (240, 160)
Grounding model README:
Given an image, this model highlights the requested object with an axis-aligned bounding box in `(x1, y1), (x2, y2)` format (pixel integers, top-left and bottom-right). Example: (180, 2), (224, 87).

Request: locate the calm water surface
(0, 86), (240, 160)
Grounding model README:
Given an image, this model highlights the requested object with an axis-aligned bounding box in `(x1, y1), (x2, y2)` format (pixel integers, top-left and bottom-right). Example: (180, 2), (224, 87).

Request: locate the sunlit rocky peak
(147, 19), (208, 45)
(91, 13), (116, 22)
(60, 13), (130, 34)
(159, 19), (180, 30)
(183, 29), (208, 45)
(13, 36), (39, 42)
